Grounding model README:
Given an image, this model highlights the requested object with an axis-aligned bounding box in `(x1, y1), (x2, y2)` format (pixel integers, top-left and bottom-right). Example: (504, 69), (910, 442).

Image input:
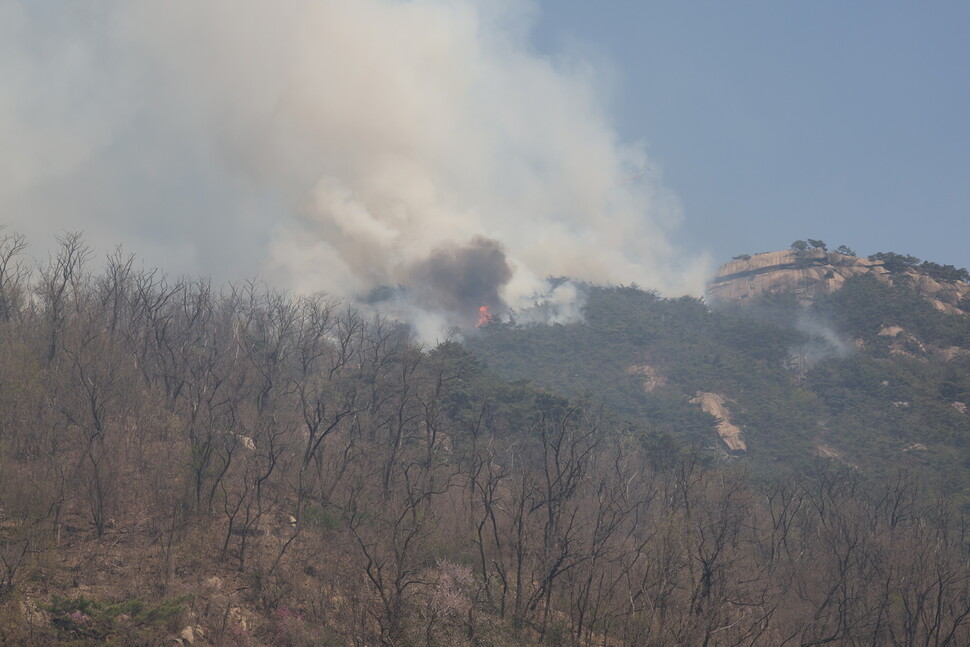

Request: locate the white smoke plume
(792, 313), (852, 366)
(0, 0), (708, 336)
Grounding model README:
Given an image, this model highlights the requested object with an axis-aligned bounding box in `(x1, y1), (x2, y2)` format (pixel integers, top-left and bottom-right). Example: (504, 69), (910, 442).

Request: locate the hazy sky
(2, 0), (967, 309)
(536, 1), (970, 267)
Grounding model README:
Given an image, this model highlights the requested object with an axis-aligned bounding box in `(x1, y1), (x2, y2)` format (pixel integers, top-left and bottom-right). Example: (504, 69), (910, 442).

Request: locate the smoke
(792, 313), (852, 366)
(511, 280), (588, 327)
(0, 0), (708, 338)
(407, 236), (513, 324)
(796, 315), (851, 356)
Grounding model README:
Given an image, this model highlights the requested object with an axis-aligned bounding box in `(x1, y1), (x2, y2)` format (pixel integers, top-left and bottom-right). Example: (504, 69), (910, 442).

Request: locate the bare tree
(0, 227), (29, 323)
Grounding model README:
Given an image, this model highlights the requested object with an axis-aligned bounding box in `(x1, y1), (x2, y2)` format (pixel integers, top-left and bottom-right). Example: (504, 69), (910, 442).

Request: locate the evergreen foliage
(470, 273), (970, 493)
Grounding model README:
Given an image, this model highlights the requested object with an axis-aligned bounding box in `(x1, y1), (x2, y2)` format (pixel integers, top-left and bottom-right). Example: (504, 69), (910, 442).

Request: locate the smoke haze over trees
(0, 0), (708, 339)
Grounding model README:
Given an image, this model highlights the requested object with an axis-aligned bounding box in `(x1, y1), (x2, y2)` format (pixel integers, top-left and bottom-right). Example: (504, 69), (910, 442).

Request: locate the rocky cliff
(707, 249), (970, 314)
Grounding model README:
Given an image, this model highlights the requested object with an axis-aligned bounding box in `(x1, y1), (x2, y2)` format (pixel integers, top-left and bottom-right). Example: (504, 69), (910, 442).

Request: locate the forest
(2, 232), (970, 646)
(471, 276), (970, 500)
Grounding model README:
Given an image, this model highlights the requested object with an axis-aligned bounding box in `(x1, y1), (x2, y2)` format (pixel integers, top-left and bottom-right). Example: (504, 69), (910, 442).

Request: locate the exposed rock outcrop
(878, 325), (929, 358)
(707, 250), (970, 313)
(691, 392), (746, 453)
(815, 444), (842, 460)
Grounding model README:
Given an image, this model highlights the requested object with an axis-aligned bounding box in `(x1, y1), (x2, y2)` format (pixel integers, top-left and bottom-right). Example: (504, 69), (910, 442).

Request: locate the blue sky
(536, 2), (970, 267)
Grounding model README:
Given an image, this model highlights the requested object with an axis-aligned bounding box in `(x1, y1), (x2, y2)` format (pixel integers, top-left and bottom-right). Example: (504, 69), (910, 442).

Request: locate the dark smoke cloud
(407, 236), (513, 325)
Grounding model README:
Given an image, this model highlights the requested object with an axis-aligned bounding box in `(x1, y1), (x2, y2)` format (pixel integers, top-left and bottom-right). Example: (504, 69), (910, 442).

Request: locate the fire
(476, 304), (493, 328)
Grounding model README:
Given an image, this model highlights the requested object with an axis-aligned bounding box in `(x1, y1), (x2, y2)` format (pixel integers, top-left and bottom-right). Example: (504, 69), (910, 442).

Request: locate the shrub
(43, 594), (190, 644)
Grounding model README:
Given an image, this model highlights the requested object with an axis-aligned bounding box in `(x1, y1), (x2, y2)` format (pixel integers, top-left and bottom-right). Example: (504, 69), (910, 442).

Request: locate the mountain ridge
(707, 248), (970, 315)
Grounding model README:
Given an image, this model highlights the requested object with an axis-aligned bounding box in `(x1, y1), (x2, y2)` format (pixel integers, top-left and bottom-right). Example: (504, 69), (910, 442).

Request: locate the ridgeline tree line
(2, 232), (970, 645)
(787, 240), (969, 283)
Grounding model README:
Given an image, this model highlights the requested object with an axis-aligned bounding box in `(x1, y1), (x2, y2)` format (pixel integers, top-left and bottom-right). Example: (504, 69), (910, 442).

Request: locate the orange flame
(476, 304), (493, 328)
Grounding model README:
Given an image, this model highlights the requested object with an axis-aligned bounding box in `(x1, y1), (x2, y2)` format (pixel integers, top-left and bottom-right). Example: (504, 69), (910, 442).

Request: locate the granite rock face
(707, 250), (970, 314)
(690, 392), (746, 453)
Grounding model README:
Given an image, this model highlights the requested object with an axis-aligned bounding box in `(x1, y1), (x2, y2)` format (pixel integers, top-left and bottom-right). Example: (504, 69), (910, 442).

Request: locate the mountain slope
(467, 251), (970, 497)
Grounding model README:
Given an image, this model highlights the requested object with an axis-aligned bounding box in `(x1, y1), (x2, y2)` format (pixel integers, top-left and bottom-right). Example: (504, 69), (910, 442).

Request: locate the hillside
(3, 235), (970, 645)
(468, 248), (970, 495)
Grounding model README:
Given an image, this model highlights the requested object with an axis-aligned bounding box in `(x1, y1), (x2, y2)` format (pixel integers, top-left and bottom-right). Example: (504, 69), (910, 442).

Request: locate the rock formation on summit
(707, 249), (970, 314)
